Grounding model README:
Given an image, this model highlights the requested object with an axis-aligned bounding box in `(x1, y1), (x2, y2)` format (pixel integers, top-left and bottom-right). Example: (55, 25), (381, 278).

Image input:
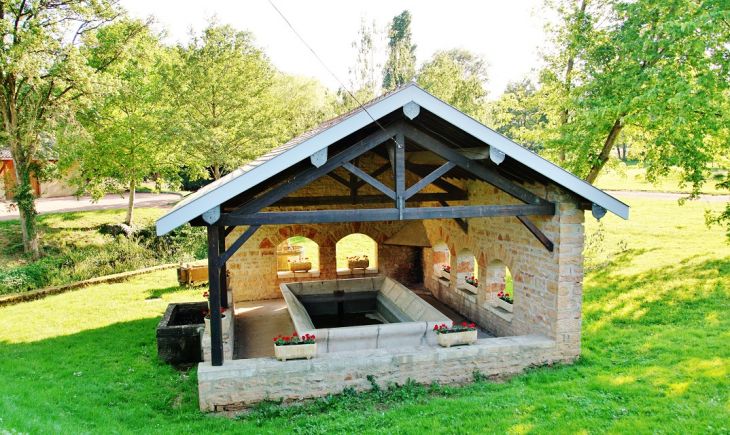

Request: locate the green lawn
(595, 163), (727, 195)
(0, 197), (729, 434)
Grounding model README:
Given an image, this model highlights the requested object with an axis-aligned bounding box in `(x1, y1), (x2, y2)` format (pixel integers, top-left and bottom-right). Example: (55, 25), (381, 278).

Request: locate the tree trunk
(11, 152), (40, 259)
(586, 117), (625, 184)
(125, 177), (136, 226)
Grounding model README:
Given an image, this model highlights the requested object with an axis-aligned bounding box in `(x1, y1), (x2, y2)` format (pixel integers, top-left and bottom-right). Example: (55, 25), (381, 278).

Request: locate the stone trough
(280, 277), (451, 353)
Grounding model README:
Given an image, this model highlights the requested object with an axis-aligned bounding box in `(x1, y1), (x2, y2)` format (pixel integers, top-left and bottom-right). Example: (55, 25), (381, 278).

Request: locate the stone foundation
(198, 334), (559, 411)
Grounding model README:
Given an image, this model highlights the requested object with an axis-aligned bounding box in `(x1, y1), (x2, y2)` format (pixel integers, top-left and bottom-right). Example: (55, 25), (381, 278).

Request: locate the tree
(348, 17), (383, 101)
(539, 0), (730, 188)
(382, 10), (416, 90)
(488, 78), (547, 152)
(0, 1), (142, 258)
(62, 23), (173, 226)
(417, 49), (489, 119)
(165, 22), (277, 180)
(271, 74), (334, 143)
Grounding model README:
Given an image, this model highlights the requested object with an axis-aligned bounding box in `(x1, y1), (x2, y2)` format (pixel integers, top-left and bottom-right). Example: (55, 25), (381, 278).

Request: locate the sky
(119, 0), (549, 98)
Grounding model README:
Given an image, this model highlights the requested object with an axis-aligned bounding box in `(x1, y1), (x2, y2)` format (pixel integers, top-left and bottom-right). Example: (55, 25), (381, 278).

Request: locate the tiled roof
(0, 148), (10, 160)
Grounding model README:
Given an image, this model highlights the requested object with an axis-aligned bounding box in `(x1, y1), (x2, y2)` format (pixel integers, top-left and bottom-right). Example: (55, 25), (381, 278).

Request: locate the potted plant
(495, 291), (514, 313)
(203, 291), (210, 309)
(433, 322), (478, 347)
(203, 308), (230, 336)
(273, 332), (317, 361)
(463, 276), (478, 294)
(347, 255), (369, 270)
(440, 265), (451, 279)
(289, 257), (312, 272)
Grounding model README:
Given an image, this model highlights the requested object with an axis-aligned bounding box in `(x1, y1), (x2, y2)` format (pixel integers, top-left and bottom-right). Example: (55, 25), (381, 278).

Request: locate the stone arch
(456, 247), (478, 286)
(432, 239), (451, 278)
(277, 236), (320, 271)
(336, 233), (378, 268)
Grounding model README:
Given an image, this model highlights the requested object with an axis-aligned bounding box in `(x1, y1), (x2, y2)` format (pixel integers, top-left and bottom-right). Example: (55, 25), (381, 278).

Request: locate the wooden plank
(218, 203), (555, 226)
(404, 162), (456, 199)
(395, 133), (405, 217)
(207, 226), (223, 366)
(438, 200), (468, 234)
(327, 172), (351, 189)
(223, 226), (236, 237)
(349, 158), (358, 204)
(516, 215), (554, 252)
(218, 225), (261, 267)
(355, 163), (391, 189)
(342, 162), (396, 200)
(230, 125), (397, 217)
(399, 122), (551, 206)
(272, 192), (468, 207)
(406, 147), (490, 164)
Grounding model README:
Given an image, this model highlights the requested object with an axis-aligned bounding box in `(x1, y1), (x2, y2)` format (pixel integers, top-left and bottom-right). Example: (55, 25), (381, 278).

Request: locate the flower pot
(440, 270), (450, 279)
(204, 313), (230, 336)
(348, 259), (369, 270)
(462, 283), (478, 294)
(496, 298), (514, 313)
(274, 343), (317, 361)
(437, 329), (477, 348)
(290, 261), (312, 272)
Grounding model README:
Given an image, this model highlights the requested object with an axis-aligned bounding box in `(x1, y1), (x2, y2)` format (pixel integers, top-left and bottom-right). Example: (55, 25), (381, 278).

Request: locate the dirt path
(0, 192), (182, 221)
(605, 190), (730, 202)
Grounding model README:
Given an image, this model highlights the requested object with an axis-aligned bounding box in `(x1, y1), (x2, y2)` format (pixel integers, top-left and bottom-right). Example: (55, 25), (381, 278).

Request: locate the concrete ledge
(198, 334), (559, 412)
(0, 263), (179, 307)
(336, 267), (379, 276)
(277, 270), (321, 279)
(485, 304), (514, 322)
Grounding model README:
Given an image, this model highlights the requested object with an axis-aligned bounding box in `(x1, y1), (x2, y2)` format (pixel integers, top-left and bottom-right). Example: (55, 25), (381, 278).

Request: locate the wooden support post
(218, 227), (228, 309)
(342, 162), (396, 199)
(395, 133), (406, 219)
(207, 226), (223, 367)
(516, 216), (554, 252)
(350, 157), (358, 204)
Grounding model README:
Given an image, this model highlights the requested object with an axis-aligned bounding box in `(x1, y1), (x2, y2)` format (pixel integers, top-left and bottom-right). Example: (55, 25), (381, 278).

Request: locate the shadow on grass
(0, 317), (218, 433)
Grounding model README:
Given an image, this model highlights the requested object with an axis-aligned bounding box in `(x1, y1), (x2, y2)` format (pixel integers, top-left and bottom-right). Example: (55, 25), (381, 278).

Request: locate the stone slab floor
(233, 289), (492, 360)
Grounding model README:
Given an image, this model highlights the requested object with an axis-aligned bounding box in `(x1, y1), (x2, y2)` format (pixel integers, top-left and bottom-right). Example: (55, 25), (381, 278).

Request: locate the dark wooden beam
(438, 200), (468, 234)
(218, 225), (261, 267)
(223, 226), (236, 237)
(355, 163), (391, 189)
(218, 228), (228, 309)
(395, 133), (406, 217)
(404, 161), (456, 200)
(349, 157), (358, 205)
(342, 162), (396, 200)
(399, 122), (551, 206)
(207, 226), (223, 366)
(218, 203), (555, 226)
(272, 192), (468, 207)
(371, 146), (468, 196)
(327, 172), (352, 189)
(230, 125), (397, 217)
(516, 216), (554, 252)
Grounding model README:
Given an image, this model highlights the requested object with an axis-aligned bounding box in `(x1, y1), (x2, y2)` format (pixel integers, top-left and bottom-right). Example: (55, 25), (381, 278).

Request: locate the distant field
(595, 163), (727, 195)
(1, 196), (727, 434)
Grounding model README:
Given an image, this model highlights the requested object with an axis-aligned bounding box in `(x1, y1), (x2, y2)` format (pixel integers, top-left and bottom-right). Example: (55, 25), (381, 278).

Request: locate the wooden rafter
(218, 204), (554, 226)
(405, 162), (456, 200)
(229, 124), (397, 217)
(342, 162), (396, 199)
(516, 216), (554, 252)
(272, 192), (467, 207)
(399, 121), (550, 206)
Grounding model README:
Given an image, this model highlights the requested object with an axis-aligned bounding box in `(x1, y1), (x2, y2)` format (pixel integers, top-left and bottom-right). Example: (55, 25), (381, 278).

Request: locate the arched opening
(336, 233), (378, 275)
(486, 259), (514, 313)
(456, 248), (478, 291)
(277, 236), (319, 276)
(433, 240), (451, 280)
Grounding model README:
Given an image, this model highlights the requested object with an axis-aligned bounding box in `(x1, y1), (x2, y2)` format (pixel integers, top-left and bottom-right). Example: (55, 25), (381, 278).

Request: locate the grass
(0, 197), (729, 434)
(595, 162), (728, 195)
(0, 208), (206, 294)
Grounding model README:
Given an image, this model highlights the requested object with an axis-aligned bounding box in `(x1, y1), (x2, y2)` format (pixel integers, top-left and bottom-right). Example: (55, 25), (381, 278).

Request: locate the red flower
(469, 323), (475, 328)
(284, 337), (290, 342)
(441, 324), (446, 329)
(505, 293), (510, 297)
(452, 321), (455, 326)
(433, 325), (439, 331)
(462, 322), (467, 327)
(311, 335), (316, 340)
(292, 332), (297, 337)
(273, 337), (277, 341)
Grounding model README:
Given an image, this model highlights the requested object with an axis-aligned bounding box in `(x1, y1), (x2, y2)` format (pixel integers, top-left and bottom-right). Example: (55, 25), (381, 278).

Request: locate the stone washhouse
(156, 83), (629, 411)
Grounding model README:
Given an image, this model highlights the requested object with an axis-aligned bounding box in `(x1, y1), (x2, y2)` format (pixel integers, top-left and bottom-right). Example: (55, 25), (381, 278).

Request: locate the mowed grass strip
(0, 197), (728, 434)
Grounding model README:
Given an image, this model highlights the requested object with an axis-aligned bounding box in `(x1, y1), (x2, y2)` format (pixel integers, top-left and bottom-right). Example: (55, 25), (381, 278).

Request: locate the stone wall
(198, 335), (557, 411)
